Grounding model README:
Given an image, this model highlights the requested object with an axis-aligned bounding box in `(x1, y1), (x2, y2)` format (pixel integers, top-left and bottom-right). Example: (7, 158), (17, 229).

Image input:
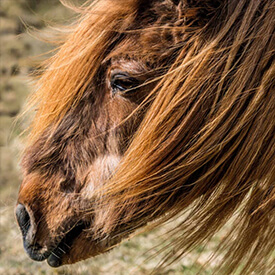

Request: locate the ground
(0, 1), (222, 274)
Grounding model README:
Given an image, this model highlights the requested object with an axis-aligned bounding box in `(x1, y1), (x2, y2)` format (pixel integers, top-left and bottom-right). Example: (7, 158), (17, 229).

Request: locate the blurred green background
(0, 1), (221, 274)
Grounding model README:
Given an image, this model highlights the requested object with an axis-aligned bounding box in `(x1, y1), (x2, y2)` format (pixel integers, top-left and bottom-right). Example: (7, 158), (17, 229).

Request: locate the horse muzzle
(15, 203), (87, 267)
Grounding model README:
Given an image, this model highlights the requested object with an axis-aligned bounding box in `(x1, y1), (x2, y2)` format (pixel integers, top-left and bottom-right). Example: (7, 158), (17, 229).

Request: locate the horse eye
(110, 73), (139, 94)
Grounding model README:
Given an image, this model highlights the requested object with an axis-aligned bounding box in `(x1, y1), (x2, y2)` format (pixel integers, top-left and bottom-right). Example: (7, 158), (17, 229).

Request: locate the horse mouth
(23, 223), (86, 266)
(46, 223), (86, 267)
(23, 222), (87, 267)
(24, 221), (128, 267)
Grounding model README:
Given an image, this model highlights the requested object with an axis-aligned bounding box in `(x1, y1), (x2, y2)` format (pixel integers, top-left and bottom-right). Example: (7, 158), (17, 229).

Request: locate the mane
(27, 0), (274, 274)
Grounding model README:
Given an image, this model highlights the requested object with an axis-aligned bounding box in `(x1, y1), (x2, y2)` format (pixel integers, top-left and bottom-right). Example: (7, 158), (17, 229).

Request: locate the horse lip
(24, 243), (50, 262)
(23, 222), (86, 266)
(46, 222), (86, 267)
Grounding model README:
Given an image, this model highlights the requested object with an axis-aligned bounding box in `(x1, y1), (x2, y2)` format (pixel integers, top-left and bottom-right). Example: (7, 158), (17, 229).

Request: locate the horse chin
(46, 226), (122, 267)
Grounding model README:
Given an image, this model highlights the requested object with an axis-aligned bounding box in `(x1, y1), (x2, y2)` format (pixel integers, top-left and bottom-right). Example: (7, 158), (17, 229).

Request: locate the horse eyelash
(110, 73), (140, 94)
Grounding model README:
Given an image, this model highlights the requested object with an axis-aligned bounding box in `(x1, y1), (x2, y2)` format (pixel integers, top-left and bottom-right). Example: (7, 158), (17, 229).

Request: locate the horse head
(16, 0), (275, 273)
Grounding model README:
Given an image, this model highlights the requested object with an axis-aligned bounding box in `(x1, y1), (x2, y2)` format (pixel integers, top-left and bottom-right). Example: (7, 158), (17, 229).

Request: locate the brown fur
(17, 0), (274, 274)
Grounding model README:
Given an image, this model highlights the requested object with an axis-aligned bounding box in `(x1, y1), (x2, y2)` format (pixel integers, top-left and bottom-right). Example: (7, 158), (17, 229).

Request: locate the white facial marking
(85, 154), (121, 194)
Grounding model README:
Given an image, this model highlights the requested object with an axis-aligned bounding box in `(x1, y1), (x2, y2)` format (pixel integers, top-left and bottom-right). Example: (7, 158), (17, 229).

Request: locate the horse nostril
(16, 204), (31, 238)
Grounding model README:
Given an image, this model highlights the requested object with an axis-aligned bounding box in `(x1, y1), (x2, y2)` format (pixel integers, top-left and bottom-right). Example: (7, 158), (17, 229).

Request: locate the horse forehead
(106, 33), (177, 68)
(105, 3), (182, 63)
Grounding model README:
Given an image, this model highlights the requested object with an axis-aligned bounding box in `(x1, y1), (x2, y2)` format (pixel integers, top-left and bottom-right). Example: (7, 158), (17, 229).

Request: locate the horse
(15, 0), (275, 274)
